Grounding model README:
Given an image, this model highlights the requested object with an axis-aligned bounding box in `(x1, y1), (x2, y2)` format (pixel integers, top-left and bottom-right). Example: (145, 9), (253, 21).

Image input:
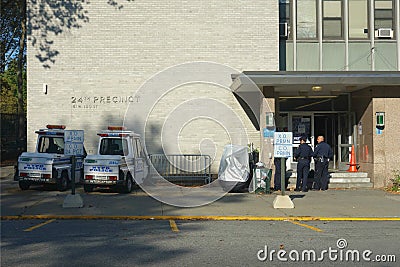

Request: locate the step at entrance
(288, 171), (373, 189)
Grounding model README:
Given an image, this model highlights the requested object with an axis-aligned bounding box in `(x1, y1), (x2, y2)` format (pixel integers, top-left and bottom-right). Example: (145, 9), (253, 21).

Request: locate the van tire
(57, 172), (68, 191)
(123, 174), (133, 193)
(84, 184), (95, 193)
(19, 180), (30, 190)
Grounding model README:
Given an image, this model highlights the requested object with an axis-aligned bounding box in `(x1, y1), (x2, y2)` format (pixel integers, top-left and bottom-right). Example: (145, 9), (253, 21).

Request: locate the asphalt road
(1, 219), (399, 266)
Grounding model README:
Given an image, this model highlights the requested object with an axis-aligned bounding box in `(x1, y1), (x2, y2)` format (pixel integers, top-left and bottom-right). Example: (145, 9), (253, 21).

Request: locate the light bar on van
(46, 125), (66, 129)
(35, 131), (64, 136)
(108, 126), (126, 131)
(97, 133), (128, 137)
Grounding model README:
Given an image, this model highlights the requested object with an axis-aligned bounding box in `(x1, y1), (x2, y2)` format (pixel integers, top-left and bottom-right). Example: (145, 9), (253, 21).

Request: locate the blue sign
(263, 128), (275, 138)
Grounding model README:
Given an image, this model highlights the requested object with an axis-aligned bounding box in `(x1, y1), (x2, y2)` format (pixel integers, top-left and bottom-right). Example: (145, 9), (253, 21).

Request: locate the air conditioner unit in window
(376, 28), (393, 38)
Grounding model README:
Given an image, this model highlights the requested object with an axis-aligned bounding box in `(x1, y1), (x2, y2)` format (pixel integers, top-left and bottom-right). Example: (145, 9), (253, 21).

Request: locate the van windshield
(99, 138), (129, 156)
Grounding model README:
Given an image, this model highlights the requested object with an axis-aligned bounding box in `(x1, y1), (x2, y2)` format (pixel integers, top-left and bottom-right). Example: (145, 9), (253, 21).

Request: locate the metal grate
(149, 154), (212, 186)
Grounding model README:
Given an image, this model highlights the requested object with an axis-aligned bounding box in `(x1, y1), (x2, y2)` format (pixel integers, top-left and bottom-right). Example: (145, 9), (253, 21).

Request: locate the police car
(15, 125), (86, 191)
(83, 126), (149, 193)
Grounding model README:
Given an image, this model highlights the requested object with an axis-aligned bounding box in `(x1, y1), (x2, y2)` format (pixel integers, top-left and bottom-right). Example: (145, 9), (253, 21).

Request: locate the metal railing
(338, 134), (352, 171)
(1, 113), (26, 159)
(149, 154), (212, 185)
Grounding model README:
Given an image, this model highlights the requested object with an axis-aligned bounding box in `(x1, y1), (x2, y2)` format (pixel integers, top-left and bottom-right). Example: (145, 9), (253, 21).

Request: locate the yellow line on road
(288, 220), (323, 232)
(23, 219), (56, 232)
(169, 220), (179, 232)
(2, 215), (400, 221)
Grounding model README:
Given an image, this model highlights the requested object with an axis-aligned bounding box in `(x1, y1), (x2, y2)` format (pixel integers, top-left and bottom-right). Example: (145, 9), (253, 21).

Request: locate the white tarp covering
(218, 145), (250, 182)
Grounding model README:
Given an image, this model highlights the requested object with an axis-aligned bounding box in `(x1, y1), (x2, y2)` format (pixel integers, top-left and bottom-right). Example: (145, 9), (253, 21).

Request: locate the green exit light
(376, 112), (385, 127)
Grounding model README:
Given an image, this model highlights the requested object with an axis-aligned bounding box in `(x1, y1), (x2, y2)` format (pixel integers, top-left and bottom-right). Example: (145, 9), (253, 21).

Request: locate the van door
(133, 138), (147, 184)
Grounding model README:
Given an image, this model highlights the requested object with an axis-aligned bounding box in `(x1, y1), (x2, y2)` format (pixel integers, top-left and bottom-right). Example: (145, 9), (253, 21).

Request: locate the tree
(1, 0), (133, 145)
(1, 0), (26, 143)
(1, 1), (21, 72)
(1, 60), (26, 114)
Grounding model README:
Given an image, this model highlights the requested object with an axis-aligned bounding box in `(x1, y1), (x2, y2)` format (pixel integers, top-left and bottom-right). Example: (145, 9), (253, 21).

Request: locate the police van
(15, 125), (86, 191)
(83, 126), (149, 193)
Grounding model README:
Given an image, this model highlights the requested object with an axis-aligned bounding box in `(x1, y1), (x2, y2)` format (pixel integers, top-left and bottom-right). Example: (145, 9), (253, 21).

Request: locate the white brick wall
(27, 0), (279, 171)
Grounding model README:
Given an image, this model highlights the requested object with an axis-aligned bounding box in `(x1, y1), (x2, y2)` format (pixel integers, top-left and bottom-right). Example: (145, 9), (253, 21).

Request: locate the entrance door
(288, 112), (343, 170)
(289, 113), (314, 148)
(337, 112), (355, 170)
(314, 113), (336, 169)
(288, 113), (314, 169)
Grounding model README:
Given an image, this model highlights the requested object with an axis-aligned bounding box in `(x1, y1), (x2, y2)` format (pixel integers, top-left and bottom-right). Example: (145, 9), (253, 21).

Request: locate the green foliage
(0, 60), (26, 114)
(1, 0), (26, 71)
(389, 170), (400, 192)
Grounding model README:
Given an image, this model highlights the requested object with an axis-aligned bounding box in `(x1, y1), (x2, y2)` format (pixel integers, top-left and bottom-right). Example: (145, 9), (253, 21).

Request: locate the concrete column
(318, 0), (323, 70)
(260, 98), (275, 169)
(344, 0), (349, 71)
(369, 0), (375, 70)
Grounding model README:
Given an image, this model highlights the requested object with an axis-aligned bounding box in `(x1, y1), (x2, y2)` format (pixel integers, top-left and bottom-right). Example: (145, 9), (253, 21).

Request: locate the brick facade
(27, 1), (279, 173)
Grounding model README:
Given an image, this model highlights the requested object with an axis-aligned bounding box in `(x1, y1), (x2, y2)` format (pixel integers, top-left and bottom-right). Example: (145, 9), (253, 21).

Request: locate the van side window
(135, 139), (144, 158)
(133, 139), (139, 158)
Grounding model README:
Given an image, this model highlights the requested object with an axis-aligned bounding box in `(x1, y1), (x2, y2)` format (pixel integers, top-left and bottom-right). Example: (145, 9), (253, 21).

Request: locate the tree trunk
(17, 0), (26, 149)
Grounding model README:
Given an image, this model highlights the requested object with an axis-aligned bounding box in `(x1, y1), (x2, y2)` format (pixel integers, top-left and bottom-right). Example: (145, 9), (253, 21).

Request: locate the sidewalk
(2, 166), (400, 219)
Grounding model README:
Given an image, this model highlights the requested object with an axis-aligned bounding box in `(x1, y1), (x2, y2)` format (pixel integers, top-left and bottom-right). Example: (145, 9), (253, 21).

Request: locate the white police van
(83, 126), (149, 193)
(16, 125), (86, 191)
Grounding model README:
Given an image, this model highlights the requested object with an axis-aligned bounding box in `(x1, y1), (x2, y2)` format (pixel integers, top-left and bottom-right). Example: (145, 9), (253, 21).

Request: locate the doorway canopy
(231, 71), (400, 130)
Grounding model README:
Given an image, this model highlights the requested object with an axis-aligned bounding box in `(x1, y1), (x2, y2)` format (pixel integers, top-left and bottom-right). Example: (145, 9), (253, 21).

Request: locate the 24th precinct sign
(274, 132), (293, 158)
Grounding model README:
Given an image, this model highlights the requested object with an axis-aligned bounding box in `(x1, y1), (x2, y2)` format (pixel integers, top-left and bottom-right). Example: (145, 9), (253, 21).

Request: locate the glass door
(290, 113), (314, 148)
(337, 112), (355, 170)
(288, 113), (314, 169)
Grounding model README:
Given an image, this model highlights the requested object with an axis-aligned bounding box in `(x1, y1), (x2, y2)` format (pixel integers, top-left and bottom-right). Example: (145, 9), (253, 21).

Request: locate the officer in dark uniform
(294, 135), (313, 192)
(312, 135), (333, 190)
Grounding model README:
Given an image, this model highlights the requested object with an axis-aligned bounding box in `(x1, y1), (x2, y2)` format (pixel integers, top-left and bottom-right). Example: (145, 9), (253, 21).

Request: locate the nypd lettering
(23, 164), (46, 171)
(89, 166), (113, 172)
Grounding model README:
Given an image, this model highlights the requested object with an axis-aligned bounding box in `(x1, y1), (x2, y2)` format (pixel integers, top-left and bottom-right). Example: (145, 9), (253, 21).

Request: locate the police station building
(27, 0), (400, 188)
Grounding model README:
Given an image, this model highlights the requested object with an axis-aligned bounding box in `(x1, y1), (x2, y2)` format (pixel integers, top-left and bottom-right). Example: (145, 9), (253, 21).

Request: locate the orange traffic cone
(347, 145), (359, 172)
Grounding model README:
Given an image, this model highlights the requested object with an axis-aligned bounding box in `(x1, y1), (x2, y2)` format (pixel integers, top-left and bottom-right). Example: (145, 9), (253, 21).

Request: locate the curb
(2, 215), (400, 221)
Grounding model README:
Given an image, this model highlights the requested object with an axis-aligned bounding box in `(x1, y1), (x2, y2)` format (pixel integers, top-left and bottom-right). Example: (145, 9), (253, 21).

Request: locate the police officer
(294, 136), (313, 192)
(312, 135), (333, 191)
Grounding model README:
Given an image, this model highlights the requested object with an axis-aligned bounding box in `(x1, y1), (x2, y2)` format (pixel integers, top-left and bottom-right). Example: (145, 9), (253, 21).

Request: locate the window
(279, 0), (291, 38)
(135, 139), (145, 158)
(297, 0), (317, 39)
(38, 136), (64, 154)
(323, 0), (343, 38)
(374, 0), (393, 29)
(349, 0), (368, 39)
(99, 138), (128, 156)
